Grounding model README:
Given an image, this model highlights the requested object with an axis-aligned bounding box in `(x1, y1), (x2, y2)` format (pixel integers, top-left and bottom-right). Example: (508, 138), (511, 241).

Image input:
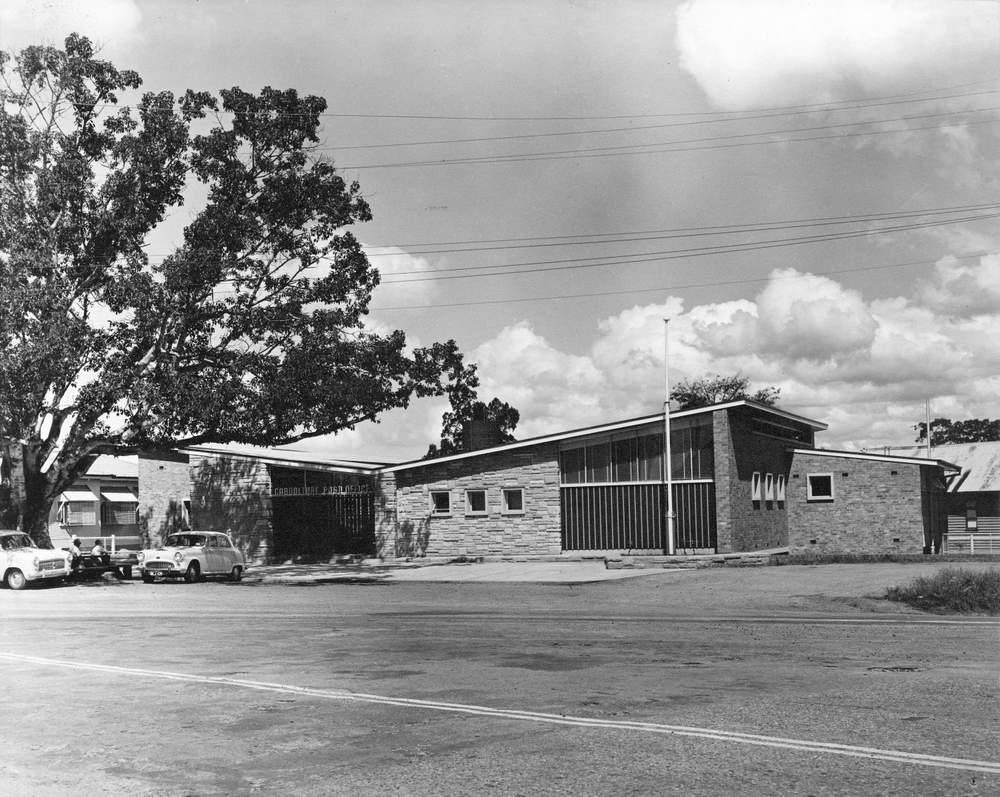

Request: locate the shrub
(885, 568), (1000, 614)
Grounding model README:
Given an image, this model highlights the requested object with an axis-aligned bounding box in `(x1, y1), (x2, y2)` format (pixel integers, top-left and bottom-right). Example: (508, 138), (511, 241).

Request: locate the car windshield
(0, 533), (34, 550)
(165, 534), (207, 547)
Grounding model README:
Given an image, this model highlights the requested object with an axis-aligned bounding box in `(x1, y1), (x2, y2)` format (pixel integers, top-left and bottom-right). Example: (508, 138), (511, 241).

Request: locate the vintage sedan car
(1, 530), (72, 589)
(137, 531), (246, 583)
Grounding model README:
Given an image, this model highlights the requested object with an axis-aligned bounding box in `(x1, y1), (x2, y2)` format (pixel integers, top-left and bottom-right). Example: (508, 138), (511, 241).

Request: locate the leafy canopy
(425, 397), (519, 459)
(0, 35), (474, 536)
(915, 418), (1000, 446)
(670, 374), (780, 410)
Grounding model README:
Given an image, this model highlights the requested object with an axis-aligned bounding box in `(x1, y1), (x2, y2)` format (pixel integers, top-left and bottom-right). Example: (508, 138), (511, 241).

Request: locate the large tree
(0, 35), (474, 545)
(915, 418), (1000, 446)
(670, 374), (780, 410)
(425, 395), (519, 459)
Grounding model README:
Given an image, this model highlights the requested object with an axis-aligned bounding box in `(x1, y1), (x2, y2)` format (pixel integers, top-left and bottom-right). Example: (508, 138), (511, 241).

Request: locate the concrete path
(246, 559), (679, 584)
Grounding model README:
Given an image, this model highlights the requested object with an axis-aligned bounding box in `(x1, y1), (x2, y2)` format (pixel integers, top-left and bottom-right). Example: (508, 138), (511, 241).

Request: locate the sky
(2, 0), (999, 462)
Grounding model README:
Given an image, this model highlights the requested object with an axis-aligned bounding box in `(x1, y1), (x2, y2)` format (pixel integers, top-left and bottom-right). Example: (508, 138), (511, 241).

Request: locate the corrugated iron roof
(889, 442), (1000, 493)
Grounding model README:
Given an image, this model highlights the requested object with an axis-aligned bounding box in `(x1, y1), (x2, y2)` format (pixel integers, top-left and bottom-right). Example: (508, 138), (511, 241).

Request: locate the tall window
(559, 423), (712, 485)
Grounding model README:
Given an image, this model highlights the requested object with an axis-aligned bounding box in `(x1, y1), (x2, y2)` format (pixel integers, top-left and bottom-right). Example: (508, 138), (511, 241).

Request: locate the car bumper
(26, 567), (71, 582)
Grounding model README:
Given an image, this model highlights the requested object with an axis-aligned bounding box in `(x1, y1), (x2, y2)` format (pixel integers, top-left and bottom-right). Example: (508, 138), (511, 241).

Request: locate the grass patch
(885, 568), (1000, 614)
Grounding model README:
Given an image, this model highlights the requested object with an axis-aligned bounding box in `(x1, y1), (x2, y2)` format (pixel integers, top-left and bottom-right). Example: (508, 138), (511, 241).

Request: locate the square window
(465, 489), (487, 515)
(430, 491), (451, 516)
(751, 472), (762, 502)
(502, 488), (524, 514)
(806, 473), (835, 501)
(764, 473), (774, 501)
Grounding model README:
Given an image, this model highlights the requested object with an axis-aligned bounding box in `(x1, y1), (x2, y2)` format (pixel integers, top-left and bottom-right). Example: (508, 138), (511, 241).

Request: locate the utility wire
(332, 88), (1000, 150)
(376, 212), (1000, 282)
(363, 202), (1000, 256)
(370, 253), (988, 311)
(336, 107), (1000, 169)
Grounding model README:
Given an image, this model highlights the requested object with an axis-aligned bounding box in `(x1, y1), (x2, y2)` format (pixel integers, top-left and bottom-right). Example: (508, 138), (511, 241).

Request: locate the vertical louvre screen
(561, 483), (715, 551)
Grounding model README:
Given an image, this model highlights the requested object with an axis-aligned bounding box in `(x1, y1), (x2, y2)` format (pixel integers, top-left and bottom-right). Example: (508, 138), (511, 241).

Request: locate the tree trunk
(0, 439), (57, 548)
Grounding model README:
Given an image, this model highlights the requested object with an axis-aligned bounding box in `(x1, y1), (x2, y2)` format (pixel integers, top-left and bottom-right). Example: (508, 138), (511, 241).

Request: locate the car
(137, 531), (246, 583)
(1, 530), (72, 590)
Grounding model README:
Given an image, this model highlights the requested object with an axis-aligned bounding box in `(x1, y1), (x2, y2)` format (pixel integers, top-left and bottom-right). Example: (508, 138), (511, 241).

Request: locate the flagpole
(663, 318), (676, 556)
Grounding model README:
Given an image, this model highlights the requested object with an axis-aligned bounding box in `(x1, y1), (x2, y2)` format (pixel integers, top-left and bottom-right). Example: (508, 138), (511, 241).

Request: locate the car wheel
(229, 565), (242, 582)
(141, 571), (154, 584)
(5, 569), (28, 590)
(116, 565), (133, 580)
(184, 562), (201, 583)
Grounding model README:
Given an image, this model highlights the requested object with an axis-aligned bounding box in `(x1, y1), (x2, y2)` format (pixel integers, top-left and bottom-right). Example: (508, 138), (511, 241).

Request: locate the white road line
(3, 651), (998, 775)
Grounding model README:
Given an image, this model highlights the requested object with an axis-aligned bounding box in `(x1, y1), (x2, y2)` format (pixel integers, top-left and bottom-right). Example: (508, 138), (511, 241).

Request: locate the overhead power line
(331, 88), (1000, 150)
(363, 202), (1000, 257)
(335, 107), (1000, 169)
(370, 253), (988, 311)
(376, 211), (1000, 282)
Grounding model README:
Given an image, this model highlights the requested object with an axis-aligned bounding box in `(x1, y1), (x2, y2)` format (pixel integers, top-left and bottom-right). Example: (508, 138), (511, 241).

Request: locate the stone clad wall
(188, 454), (273, 564)
(382, 442), (562, 559)
(786, 452), (930, 554)
(137, 450), (191, 547)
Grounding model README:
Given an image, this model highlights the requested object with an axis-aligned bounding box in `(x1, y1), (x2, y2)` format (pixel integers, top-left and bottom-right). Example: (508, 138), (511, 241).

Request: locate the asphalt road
(1, 563), (998, 796)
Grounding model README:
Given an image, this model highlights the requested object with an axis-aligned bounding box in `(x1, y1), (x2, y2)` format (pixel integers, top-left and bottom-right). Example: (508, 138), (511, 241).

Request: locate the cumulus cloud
(0, 0), (142, 52)
(676, 0), (999, 111)
(456, 257), (1000, 455)
(918, 254), (1000, 317)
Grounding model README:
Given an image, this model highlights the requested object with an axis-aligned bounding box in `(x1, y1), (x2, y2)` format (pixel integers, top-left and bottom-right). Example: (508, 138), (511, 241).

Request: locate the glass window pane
(560, 448), (585, 484)
(639, 434), (662, 481)
(586, 442), (610, 483)
(611, 438), (637, 482)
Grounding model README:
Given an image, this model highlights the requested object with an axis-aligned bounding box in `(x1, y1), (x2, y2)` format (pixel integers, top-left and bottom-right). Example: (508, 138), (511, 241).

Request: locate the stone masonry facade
(786, 452), (932, 555)
(137, 450), (191, 547)
(381, 442), (562, 559)
(188, 453), (273, 565)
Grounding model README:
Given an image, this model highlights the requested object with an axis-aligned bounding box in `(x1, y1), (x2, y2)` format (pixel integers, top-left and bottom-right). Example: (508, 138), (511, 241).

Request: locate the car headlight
(137, 551), (145, 562)
(174, 551), (184, 564)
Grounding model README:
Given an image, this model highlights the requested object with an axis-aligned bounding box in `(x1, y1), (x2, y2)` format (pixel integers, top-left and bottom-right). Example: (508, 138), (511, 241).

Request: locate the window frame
(806, 473), (835, 502)
(751, 472), (762, 502)
(776, 474), (786, 502)
(764, 473), (774, 502)
(501, 487), (525, 515)
(429, 491), (452, 517)
(464, 489), (488, 516)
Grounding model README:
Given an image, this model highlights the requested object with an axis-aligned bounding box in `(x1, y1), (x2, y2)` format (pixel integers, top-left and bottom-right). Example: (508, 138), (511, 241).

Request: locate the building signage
(270, 485), (372, 497)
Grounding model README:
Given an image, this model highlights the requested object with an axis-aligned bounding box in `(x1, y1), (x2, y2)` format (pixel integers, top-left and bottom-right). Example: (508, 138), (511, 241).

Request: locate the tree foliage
(670, 374), (780, 410)
(425, 395), (519, 459)
(0, 35), (474, 543)
(915, 418), (1000, 446)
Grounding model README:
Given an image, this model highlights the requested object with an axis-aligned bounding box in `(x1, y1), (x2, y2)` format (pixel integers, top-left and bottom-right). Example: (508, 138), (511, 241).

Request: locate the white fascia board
(384, 401), (825, 474)
(790, 448), (960, 472)
(183, 446), (381, 475)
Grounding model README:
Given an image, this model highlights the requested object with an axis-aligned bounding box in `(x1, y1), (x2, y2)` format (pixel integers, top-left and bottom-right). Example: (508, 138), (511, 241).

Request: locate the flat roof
(383, 400), (827, 474)
(790, 447), (960, 472)
(184, 444), (386, 475)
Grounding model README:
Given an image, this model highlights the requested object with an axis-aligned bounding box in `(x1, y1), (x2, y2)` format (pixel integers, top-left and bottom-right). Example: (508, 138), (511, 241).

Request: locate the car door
(218, 535), (240, 571)
(204, 535), (224, 574)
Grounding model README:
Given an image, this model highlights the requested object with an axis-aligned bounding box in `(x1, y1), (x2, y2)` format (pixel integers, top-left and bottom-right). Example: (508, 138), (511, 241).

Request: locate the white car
(1, 530), (72, 589)
(138, 531), (246, 583)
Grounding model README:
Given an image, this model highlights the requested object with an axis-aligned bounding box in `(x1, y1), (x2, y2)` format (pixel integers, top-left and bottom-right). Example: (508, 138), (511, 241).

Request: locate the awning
(101, 488), (138, 503)
(61, 488), (98, 502)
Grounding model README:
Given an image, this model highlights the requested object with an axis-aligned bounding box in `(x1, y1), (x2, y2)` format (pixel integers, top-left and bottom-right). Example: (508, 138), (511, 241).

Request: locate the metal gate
(271, 492), (375, 562)
(560, 482), (716, 552)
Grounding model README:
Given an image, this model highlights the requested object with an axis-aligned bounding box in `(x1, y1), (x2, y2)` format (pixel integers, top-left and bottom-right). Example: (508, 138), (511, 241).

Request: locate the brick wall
(714, 408), (792, 553)
(138, 450), (190, 547)
(383, 442), (562, 559)
(787, 453), (933, 554)
(189, 454), (273, 564)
